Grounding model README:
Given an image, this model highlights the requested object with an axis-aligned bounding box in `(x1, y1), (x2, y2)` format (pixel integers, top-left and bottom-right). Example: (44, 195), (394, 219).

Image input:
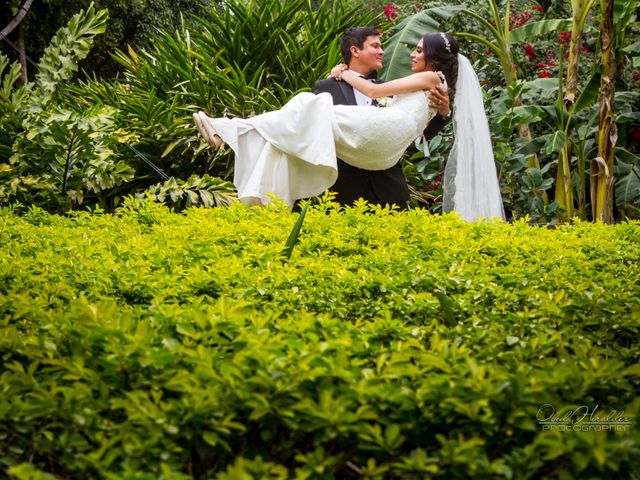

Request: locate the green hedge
(1, 200), (639, 479)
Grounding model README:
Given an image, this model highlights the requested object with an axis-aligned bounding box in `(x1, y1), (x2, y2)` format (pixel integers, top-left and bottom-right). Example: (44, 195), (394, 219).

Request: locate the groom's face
(350, 35), (384, 73)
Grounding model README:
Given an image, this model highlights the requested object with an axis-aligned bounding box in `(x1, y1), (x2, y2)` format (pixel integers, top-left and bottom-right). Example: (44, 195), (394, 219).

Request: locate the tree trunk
(0, 0), (35, 83)
(0, 0), (35, 39)
(564, 0), (597, 110)
(17, 24), (28, 84)
(591, 0), (617, 222)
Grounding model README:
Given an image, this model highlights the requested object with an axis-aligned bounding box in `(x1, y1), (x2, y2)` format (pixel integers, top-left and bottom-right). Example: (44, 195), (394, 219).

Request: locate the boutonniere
(376, 96), (392, 107)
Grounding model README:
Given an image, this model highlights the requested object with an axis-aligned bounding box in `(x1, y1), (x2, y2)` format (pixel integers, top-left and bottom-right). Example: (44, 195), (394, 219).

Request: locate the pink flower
(383, 4), (399, 21)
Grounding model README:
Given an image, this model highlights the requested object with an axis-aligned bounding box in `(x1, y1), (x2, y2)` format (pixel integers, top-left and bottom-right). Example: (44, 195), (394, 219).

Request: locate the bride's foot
(193, 112), (225, 149)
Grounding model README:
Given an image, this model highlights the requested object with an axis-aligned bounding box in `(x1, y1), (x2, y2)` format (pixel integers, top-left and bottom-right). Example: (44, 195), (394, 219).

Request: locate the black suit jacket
(313, 77), (450, 208)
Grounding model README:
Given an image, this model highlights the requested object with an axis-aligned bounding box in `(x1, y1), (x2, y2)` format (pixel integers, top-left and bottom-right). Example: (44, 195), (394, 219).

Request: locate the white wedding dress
(207, 90), (436, 205)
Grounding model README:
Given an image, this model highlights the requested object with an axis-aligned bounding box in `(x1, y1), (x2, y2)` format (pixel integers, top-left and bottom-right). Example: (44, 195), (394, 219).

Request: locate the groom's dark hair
(340, 27), (381, 65)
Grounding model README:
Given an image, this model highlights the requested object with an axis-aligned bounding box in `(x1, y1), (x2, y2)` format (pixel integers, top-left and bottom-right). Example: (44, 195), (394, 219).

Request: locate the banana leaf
(572, 71), (601, 113)
(545, 131), (567, 154)
(381, 7), (466, 81)
(509, 19), (575, 43)
(614, 148), (640, 209)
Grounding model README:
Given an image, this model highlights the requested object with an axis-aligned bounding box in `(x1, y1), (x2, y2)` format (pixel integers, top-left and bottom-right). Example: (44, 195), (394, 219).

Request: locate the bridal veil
(443, 54), (505, 221)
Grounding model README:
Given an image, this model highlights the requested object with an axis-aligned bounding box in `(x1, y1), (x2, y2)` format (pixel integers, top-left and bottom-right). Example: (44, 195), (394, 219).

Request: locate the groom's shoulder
(313, 77), (339, 94)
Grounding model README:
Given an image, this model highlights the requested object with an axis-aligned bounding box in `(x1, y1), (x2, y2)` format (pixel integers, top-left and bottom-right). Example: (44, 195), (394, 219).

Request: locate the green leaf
(515, 135), (549, 156)
(509, 105), (546, 125)
(614, 149), (640, 208)
(545, 131), (567, 154)
(622, 41), (640, 55)
(506, 335), (520, 346)
(282, 203), (308, 260)
(434, 290), (457, 326)
(381, 11), (443, 80)
(617, 112), (640, 123)
(572, 71), (601, 113)
(510, 19), (573, 43)
(36, 5), (109, 97)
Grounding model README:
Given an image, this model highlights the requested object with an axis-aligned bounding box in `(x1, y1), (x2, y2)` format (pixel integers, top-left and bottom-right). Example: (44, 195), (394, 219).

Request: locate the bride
(194, 32), (505, 221)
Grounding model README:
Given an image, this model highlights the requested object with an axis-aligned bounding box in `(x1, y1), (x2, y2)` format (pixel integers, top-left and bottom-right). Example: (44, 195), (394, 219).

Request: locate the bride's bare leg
(193, 112), (225, 149)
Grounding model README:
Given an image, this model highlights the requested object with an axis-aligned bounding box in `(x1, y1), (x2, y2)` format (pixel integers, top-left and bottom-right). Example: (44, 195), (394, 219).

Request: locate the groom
(314, 27), (451, 209)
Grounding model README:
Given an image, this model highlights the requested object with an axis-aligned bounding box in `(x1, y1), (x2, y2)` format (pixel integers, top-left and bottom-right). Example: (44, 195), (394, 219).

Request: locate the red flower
(510, 11), (533, 28)
(538, 71), (552, 78)
(632, 71), (640, 81)
(383, 4), (399, 21)
(532, 5), (544, 11)
(523, 44), (535, 61)
(630, 127), (640, 142)
(559, 31), (572, 46)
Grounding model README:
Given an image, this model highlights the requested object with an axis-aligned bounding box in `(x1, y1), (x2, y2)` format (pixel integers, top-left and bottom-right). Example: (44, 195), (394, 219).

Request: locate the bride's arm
(332, 67), (441, 98)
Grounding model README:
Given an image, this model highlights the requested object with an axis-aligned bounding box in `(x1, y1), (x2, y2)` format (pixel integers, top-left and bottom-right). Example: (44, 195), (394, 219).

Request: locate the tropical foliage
(0, 6), (136, 211)
(0, 0), (218, 78)
(382, 0), (640, 222)
(0, 0), (638, 217)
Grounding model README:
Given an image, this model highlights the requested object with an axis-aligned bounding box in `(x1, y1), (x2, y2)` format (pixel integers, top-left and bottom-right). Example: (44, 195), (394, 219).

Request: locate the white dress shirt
(348, 70), (374, 106)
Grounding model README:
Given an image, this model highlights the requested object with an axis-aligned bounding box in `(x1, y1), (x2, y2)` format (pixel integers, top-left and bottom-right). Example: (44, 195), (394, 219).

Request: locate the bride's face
(410, 39), (430, 72)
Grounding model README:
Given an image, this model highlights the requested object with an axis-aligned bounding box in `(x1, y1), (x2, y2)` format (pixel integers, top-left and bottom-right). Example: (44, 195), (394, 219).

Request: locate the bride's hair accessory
(440, 33), (451, 53)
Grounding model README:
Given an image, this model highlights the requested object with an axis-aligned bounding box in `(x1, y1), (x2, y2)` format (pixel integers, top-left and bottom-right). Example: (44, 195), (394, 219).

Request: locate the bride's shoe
(193, 112), (225, 149)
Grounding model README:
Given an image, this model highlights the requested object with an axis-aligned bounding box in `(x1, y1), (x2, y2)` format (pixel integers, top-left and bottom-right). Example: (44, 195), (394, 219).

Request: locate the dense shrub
(1, 201), (639, 478)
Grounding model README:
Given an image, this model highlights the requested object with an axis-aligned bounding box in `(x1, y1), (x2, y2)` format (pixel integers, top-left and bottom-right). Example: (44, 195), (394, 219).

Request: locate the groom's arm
(422, 83), (452, 141)
(422, 113), (450, 142)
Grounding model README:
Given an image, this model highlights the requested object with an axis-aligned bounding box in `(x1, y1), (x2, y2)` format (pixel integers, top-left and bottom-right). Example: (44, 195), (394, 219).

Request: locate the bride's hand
(330, 64), (348, 80)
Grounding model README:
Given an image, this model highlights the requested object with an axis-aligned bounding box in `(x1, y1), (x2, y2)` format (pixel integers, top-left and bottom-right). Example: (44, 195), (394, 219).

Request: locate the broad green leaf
(622, 41), (640, 55)
(509, 19), (573, 43)
(614, 0), (639, 28)
(545, 131), (567, 154)
(509, 105), (546, 125)
(572, 71), (601, 113)
(381, 11), (442, 80)
(515, 135), (549, 156)
(617, 112), (640, 123)
(614, 149), (640, 207)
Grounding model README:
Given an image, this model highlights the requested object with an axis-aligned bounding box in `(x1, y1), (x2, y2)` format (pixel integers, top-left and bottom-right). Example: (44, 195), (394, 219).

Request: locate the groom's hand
(428, 85), (450, 117)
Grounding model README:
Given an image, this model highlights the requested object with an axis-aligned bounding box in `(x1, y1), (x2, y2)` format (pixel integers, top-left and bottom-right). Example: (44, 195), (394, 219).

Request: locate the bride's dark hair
(421, 32), (459, 103)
